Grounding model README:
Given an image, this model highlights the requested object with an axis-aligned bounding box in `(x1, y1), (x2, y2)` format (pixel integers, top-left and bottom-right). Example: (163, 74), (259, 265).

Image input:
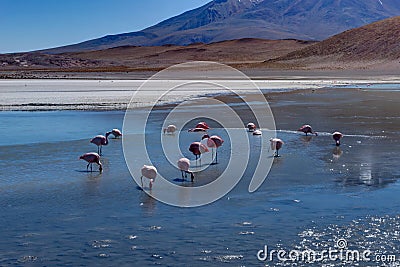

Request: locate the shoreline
(1, 77), (400, 112)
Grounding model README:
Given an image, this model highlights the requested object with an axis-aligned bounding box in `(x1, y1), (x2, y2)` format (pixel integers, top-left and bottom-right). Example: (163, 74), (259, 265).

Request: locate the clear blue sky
(0, 0), (210, 53)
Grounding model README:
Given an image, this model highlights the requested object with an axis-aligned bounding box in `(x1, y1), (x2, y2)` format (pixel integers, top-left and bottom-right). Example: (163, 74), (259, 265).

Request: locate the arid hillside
(0, 39), (314, 71)
(69, 38), (314, 69)
(268, 16), (400, 69)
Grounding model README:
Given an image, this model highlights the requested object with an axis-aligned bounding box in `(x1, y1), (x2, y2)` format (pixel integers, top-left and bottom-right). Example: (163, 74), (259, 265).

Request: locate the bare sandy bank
(1, 75), (399, 111)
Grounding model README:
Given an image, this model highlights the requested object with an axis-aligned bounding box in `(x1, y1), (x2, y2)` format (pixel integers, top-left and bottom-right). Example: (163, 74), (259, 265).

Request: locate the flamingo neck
(105, 132), (111, 145)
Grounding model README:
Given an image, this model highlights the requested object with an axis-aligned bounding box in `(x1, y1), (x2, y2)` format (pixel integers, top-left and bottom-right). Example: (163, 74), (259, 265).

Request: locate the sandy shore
(1, 75), (400, 111)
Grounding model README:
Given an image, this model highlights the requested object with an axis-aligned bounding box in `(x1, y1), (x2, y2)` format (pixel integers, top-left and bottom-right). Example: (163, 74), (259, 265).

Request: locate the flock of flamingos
(79, 122), (343, 189)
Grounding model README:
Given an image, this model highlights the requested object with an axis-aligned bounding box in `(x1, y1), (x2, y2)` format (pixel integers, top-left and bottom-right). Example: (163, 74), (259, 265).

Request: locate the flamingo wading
(189, 142), (209, 164)
(90, 132), (111, 155)
(177, 158), (194, 182)
(270, 138), (284, 157)
(202, 134), (224, 164)
(247, 122), (256, 132)
(140, 165), (157, 189)
(196, 122), (210, 130)
(79, 152), (102, 172)
(188, 127), (207, 132)
(253, 130), (262, 135)
(163, 124), (177, 134)
(332, 131), (343, 146)
(298, 125), (318, 136)
(111, 128), (122, 138)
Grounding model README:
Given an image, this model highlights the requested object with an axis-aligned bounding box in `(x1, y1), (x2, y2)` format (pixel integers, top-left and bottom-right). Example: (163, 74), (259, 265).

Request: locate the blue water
(1, 88), (400, 266)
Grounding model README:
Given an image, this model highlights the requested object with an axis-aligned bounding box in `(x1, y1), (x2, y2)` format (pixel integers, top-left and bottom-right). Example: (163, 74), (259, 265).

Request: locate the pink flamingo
(247, 122), (256, 132)
(111, 128), (122, 138)
(90, 131), (111, 155)
(177, 158), (194, 182)
(196, 122), (210, 130)
(79, 152), (102, 172)
(253, 130), (262, 135)
(189, 142), (209, 164)
(270, 138), (284, 157)
(202, 134), (224, 164)
(332, 131), (343, 146)
(140, 165), (157, 189)
(188, 127), (207, 132)
(163, 124), (177, 134)
(298, 124), (318, 136)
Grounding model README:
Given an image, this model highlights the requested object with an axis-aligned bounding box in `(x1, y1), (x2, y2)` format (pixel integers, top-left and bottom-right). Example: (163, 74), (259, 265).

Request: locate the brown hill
(269, 16), (400, 69)
(69, 38), (314, 69)
(0, 38), (314, 71)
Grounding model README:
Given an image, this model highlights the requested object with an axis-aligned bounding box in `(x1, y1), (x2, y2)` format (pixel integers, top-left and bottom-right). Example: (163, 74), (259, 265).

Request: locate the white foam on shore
(1, 79), (398, 111)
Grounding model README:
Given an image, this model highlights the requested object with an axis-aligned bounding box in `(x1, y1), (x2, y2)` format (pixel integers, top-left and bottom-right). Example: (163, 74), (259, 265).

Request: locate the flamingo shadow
(135, 185), (144, 191)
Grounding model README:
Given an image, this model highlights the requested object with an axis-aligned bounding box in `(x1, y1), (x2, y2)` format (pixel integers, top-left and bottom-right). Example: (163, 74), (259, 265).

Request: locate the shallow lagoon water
(1, 88), (400, 266)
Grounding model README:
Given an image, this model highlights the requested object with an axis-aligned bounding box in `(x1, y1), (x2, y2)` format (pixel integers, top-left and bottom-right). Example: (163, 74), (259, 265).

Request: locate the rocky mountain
(44, 0), (400, 53)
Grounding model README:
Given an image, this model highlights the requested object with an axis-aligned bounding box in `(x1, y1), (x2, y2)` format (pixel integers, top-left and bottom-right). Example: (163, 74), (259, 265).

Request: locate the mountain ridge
(42, 0), (400, 54)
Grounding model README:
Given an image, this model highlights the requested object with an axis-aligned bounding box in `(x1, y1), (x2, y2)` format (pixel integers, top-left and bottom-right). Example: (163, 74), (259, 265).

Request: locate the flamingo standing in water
(177, 158), (194, 182)
(90, 132), (112, 155)
(196, 122), (210, 130)
(111, 128), (122, 138)
(188, 127), (207, 132)
(140, 165), (157, 189)
(163, 124), (177, 134)
(189, 142), (209, 164)
(270, 138), (284, 157)
(202, 134), (224, 164)
(247, 122), (256, 132)
(332, 131), (343, 146)
(253, 130), (262, 135)
(298, 125), (318, 136)
(79, 152), (102, 172)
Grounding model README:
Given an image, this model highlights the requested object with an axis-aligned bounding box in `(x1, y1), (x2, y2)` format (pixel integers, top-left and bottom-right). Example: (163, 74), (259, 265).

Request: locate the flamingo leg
(90, 163), (93, 172)
(86, 163), (90, 171)
(140, 176), (144, 188)
(215, 149), (218, 164)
